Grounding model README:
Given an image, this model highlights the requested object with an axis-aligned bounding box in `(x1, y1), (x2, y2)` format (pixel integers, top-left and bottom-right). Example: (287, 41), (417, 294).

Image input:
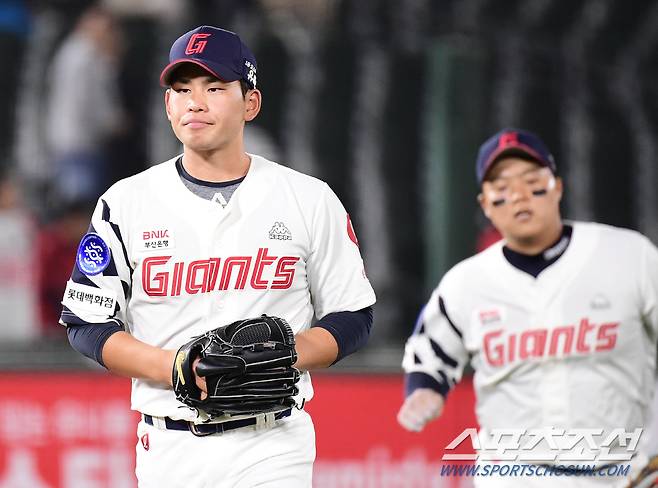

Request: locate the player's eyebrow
(172, 75), (224, 85)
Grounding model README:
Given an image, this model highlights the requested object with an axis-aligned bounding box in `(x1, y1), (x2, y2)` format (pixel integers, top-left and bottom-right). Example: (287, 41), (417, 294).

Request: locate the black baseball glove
(172, 315), (300, 418)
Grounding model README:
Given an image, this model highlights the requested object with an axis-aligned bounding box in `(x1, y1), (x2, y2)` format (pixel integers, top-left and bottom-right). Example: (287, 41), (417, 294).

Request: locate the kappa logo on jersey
(483, 318), (619, 367)
(142, 247), (300, 297)
(76, 233), (111, 276)
(269, 222), (292, 240)
(184, 33), (210, 55)
(590, 293), (611, 310)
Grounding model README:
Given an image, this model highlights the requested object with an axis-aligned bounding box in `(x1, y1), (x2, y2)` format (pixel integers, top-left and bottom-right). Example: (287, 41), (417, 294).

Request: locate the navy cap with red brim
(476, 129), (556, 184)
(159, 25), (257, 89)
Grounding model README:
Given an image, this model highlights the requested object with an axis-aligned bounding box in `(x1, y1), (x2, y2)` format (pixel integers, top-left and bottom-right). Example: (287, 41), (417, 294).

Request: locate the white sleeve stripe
(406, 336), (462, 375)
(428, 337), (459, 368)
(93, 219), (132, 281)
(101, 198), (132, 274)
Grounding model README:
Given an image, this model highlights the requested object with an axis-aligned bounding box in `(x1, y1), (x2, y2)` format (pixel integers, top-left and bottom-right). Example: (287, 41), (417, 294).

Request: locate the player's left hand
(397, 388), (444, 432)
(172, 315), (300, 418)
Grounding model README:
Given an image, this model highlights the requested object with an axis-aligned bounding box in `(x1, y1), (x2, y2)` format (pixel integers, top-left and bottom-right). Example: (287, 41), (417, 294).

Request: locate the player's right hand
(192, 357), (208, 400)
(396, 388), (444, 432)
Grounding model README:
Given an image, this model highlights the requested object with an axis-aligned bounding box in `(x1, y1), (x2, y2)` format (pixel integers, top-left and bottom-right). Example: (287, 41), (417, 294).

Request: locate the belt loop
(255, 412), (276, 429)
(143, 414), (168, 430)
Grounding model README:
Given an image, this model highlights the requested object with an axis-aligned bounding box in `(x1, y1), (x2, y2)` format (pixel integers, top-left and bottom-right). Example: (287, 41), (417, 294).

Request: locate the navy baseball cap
(476, 129), (556, 184)
(159, 25), (257, 89)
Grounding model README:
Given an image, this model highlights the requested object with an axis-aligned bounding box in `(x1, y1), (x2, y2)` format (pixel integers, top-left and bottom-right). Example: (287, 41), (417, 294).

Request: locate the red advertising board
(0, 372), (476, 487)
(0, 373), (137, 488)
(308, 374), (477, 488)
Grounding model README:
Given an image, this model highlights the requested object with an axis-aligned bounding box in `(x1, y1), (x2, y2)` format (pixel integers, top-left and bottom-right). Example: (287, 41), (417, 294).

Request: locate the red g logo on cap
(185, 33), (211, 55)
(498, 131), (519, 148)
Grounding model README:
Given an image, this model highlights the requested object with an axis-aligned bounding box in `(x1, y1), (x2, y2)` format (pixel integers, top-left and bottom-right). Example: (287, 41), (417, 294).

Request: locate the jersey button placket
(211, 217), (230, 316)
(533, 292), (569, 429)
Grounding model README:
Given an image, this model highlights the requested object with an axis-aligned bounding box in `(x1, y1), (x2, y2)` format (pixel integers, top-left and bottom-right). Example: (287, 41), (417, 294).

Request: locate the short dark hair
(240, 79), (250, 98)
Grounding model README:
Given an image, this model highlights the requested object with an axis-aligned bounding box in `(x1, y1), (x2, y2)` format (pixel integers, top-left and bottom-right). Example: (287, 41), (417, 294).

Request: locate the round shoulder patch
(76, 233), (111, 276)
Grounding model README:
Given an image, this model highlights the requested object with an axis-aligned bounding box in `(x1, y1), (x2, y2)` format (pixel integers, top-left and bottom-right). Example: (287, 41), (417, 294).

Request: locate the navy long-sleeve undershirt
(68, 306), (374, 368)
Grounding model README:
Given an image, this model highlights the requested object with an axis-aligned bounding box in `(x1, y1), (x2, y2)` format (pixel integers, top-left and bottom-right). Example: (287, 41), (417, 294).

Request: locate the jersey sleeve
(402, 283), (469, 398)
(306, 183), (376, 319)
(60, 194), (132, 329)
(640, 235), (658, 339)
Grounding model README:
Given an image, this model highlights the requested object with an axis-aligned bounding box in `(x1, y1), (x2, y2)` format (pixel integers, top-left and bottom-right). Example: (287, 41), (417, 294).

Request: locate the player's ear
(244, 89), (261, 122)
(478, 192), (492, 219)
(554, 176), (563, 202)
(164, 88), (172, 121)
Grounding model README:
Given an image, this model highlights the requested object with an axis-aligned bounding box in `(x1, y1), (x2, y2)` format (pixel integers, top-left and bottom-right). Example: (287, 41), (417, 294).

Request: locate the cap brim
(482, 145), (549, 181)
(159, 59), (239, 87)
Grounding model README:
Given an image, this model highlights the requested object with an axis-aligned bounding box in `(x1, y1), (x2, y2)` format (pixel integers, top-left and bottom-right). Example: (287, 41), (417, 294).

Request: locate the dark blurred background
(1, 0), (657, 370)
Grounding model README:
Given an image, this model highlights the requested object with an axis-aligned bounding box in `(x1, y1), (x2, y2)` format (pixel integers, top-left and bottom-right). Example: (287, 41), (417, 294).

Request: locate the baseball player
(60, 25), (376, 487)
(397, 128), (658, 487)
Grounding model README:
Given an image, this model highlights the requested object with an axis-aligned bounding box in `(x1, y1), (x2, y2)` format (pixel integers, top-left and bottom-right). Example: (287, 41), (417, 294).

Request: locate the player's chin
(507, 219), (544, 239)
(181, 138), (222, 153)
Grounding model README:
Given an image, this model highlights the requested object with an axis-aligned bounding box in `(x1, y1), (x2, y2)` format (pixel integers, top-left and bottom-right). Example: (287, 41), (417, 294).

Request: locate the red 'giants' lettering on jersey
(483, 318), (619, 367)
(141, 248), (300, 297)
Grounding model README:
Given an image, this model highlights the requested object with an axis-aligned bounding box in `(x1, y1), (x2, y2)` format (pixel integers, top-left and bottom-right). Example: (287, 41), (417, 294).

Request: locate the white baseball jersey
(61, 154), (376, 421)
(403, 222), (658, 456)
